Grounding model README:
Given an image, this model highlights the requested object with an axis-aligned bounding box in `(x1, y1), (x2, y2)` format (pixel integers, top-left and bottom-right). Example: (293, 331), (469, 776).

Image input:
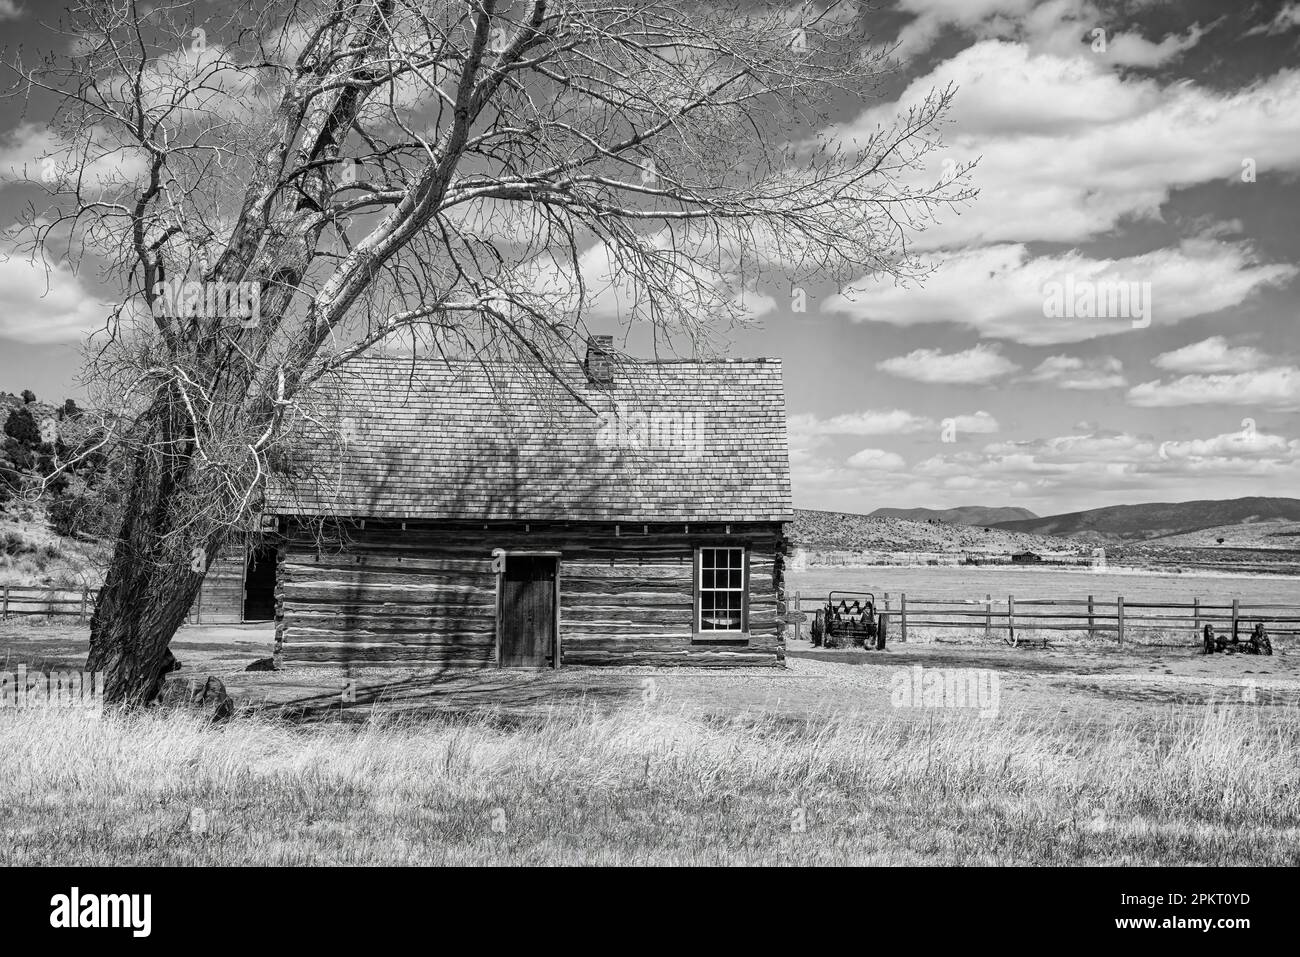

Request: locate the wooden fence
(1, 585), (97, 622)
(9, 582), (1299, 647)
(1, 585), (216, 625)
(790, 591), (1300, 646)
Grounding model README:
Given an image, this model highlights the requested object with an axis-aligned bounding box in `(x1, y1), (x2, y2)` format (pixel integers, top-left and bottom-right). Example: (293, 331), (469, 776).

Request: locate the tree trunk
(85, 395), (231, 705)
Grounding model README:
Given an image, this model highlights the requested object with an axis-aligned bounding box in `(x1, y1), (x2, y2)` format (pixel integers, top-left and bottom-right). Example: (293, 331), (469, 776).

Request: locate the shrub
(48, 472), (123, 539)
(4, 407), (40, 446)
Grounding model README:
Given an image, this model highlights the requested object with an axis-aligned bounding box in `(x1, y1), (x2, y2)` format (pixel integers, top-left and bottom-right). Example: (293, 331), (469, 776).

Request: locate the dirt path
(2, 623), (1296, 731)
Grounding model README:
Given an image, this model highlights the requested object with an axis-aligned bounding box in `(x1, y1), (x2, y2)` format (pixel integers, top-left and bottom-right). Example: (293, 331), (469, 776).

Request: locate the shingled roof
(266, 353), (792, 523)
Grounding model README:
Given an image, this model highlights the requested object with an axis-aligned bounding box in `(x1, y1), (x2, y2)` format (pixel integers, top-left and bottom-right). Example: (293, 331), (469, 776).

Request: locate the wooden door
(499, 556), (558, 667)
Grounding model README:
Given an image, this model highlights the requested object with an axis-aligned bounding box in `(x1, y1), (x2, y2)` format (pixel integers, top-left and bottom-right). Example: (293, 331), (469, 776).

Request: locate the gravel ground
(5, 623), (1298, 732)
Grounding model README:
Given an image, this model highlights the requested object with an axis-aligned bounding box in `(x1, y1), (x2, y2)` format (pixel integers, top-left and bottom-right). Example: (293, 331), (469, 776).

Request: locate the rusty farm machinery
(1203, 620), (1272, 656)
(810, 591), (887, 650)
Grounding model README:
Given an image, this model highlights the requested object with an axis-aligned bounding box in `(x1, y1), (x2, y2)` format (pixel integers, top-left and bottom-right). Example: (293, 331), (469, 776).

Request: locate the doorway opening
(243, 545), (278, 621)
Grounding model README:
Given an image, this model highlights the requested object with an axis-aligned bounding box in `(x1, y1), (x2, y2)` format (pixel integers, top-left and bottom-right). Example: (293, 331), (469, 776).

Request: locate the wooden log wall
(190, 546), (245, 624)
(276, 520), (787, 667)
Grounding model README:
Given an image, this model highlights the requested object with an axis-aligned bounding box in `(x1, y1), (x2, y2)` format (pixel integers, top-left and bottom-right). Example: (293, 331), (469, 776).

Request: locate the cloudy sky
(736, 0), (1300, 516)
(0, 0), (1297, 517)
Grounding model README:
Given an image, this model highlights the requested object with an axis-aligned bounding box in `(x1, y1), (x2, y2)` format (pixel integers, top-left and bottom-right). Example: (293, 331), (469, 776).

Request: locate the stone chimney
(584, 335), (615, 386)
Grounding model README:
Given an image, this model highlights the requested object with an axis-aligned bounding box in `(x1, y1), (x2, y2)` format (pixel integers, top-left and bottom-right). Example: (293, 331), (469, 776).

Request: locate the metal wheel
(1251, 624), (1273, 657)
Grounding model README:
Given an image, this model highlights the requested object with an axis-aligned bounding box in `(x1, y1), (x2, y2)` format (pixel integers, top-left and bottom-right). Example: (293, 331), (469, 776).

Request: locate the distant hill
(0, 392), (97, 448)
(869, 505), (1037, 526)
(792, 508), (1078, 554)
(992, 497), (1300, 543)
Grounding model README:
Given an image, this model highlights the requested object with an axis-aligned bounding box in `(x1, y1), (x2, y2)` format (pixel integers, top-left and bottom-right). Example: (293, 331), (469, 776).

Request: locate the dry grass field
(2, 615), (1299, 865)
(2, 692), (1297, 866)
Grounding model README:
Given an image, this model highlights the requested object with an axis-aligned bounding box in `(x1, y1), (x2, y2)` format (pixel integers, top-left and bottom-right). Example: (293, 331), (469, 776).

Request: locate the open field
(790, 564), (1300, 611)
(3, 619), (1300, 864)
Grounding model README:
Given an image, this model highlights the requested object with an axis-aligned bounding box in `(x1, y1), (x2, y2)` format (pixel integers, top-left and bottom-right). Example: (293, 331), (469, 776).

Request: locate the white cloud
(827, 241), (1294, 346)
(1244, 2), (1300, 37)
(892, 0), (1207, 66)
(789, 409), (1001, 453)
(1152, 336), (1271, 374)
(846, 448), (908, 471)
(949, 411), (1001, 434)
(876, 343), (1019, 384)
(791, 421), (1300, 514)
(1101, 23), (1207, 68)
(0, 123), (150, 193)
(509, 238), (776, 328)
(1128, 368), (1300, 411)
(0, 2), (20, 22)
(892, 0), (1036, 59)
(829, 41), (1300, 249)
(1159, 428), (1295, 460)
(910, 424), (1300, 498)
(1025, 355), (1126, 390)
(0, 253), (107, 343)
(789, 409), (934, 436)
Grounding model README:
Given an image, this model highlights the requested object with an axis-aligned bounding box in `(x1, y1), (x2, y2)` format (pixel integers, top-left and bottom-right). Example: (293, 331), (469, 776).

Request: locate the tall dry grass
(2, 703), (1298, 865)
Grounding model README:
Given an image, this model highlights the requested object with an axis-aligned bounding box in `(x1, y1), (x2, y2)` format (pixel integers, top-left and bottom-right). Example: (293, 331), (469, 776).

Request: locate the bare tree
(4, 0), (972, 704)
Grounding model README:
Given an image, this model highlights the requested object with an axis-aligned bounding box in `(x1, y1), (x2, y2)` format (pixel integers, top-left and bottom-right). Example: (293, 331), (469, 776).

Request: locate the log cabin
(261, 337), (793, 668)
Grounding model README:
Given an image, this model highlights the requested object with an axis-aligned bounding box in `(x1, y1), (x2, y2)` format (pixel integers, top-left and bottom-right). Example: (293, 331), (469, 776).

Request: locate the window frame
(692, 546), (749, 640)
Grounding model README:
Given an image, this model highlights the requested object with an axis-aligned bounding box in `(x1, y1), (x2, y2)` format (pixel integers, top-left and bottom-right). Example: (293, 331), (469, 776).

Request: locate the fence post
(985, 593), (992, 640)
(899, 592), (907, 642)
(1232, 599), (1240, 643)
(80, 587), (88, 624)
(1007, 594), (1016, 646)
(793, 591), (801, 641)
(1192, 596), (1200, 643)
(1117, 596), (1125, 645)
(1087, 594), (1095, 639)
(1, 584), (7, 619)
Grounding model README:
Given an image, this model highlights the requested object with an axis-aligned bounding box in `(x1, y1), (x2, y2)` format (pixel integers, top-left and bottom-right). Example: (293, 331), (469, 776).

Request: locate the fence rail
(791, 591), (1300, 645)
(1, 585), (98, 622)
(9, 582), (1300, 646)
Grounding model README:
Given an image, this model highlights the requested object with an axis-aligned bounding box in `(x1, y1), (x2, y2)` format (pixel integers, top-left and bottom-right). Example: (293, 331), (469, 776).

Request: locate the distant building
(1010, 550), (1042, 564)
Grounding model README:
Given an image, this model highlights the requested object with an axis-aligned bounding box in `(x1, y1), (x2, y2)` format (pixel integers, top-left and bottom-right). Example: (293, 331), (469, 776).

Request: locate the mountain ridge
(869, 505), (1038, 526)
(991, 496), (1300, 542)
